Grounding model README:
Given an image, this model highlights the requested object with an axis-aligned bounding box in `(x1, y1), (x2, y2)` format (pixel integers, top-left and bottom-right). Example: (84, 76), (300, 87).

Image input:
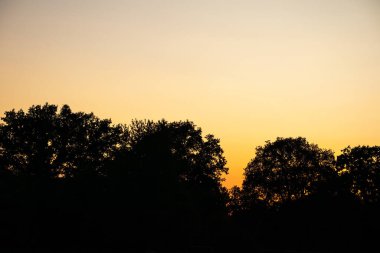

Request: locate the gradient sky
(1, 0), (380, 187)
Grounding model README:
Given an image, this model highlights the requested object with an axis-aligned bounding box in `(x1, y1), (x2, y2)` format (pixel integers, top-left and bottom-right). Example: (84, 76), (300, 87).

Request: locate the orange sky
(1, 0), (380, 188)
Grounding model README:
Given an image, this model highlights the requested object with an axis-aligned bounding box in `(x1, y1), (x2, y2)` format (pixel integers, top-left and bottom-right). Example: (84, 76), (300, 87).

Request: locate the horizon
(1, 0), (379, 188)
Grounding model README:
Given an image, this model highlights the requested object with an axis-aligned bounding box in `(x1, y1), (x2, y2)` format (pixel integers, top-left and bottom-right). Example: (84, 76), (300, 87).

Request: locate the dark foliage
(0, 104), (229, 252)
(0, 103), (126, 178)
(105, 119), (229, 250)
(231, 138), (379, 252)
(337, 145), (380, 203)
(0, 104), (379, 252)
(242, 137), (336, 208)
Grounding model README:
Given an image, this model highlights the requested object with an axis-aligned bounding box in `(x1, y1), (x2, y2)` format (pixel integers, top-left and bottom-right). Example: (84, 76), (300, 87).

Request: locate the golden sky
(1, 0), (380, 187)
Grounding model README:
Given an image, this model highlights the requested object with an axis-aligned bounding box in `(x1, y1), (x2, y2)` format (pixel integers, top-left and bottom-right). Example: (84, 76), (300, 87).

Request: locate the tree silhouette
(242, 137), (336, 207)
(116, 120), (228, 210)
(1, 103), (379, 252)
(127, 119), (228, 186)
(0, 103), (126, 178)
(337, 145), (380, 204)
(107, 119), (229, 249)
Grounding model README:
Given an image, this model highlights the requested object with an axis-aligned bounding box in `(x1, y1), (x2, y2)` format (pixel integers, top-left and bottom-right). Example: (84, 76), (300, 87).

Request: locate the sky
(1, 0), (380, 188)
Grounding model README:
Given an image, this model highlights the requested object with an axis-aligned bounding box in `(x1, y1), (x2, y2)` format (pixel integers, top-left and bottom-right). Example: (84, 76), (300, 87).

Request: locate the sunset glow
(1, 0), (379, 187)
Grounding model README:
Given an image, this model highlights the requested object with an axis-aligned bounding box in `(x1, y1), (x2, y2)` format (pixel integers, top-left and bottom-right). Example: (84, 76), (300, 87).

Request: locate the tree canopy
(110, 119), (229, 214)
(242, 137), (336, 207)
(0, 104), (126, 178)
(337, 146), (380, 203)
(1, 103), (380, 252)
(0, 104), (230, 249)
(127, 119), (227, 185)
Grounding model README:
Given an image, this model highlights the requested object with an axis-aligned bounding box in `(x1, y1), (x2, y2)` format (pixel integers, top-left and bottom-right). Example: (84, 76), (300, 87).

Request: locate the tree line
(0, 103), (379, 252)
